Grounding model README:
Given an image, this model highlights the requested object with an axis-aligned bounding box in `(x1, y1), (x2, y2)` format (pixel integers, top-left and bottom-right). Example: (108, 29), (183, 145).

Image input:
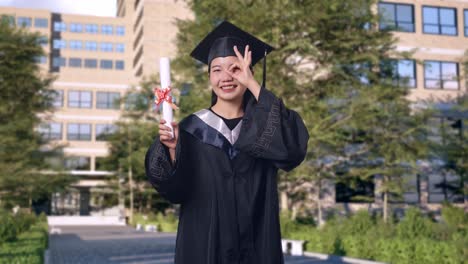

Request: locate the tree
(171, 0), (426, 224)
(102, 76), (176, 221)
(0, 18), (71, 210)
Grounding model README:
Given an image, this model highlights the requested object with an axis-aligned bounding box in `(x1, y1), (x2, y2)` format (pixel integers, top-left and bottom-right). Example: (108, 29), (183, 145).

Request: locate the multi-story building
(314, 0), (468, 215)
(1, 0), (466, 216)
(0, 0), (192, 215)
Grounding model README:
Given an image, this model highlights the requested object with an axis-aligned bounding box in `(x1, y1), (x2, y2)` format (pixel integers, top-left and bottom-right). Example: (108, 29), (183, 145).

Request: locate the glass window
(96, 124), (117, 141)
(100, 42), (113, 52)
(378, 2), (414, 32)
(101, 25), (113, 35)
(84, 59), (97, 68)
(428, 172), (464, 203)
(116, 26), (125, 35)
(52, 57), (66, 67)
(85, 24), (98, 33)
(64, 156), (90, 170)
(125, 93), (148, 111)
(423, 6), (457, 36)
(34, 18), (48, 28)
(335, 177), (375, 203)
(96, 92), (120, 109)
(69, 40), (82, 50)
(464, 9), (468, 36)
(115, 60), (125, 70)
(69, 23), (83, 32)
(85, 41), (97, 51)
(69, 58), (82, 68)
(424, 61), (459, 90)
(115, 43), (125, 53)
(17, 17), (32, 27)
(53, 21), (66, 32)
(53, 39), (66, 49)
(1, 15), (15, 26)
(38, 123), (62, 140)
(380, 59), (416, 88)
(68, 91), (92, 108)
(100, 60), (113, 69)
(67, 124), (91, 141)
(37, 36), (48, 46)
(52, 90), (63, 107)
(34, 56), (47, 64)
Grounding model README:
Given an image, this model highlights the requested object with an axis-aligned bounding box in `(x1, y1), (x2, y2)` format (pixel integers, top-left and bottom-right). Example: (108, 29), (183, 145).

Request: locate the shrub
(14, 212), (37, 234)
(396, 207), (433, 239)
(0, 223), (48, 264)
(0, 213), (17, 243)
(441, 203), (466, 231)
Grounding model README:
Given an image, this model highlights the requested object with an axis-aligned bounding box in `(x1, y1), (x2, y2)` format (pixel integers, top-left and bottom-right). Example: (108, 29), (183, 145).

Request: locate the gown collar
(194, 109), (243, 145)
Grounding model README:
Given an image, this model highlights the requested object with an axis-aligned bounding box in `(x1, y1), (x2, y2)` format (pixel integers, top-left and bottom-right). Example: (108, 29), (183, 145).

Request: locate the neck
(212, 99), (243, 119)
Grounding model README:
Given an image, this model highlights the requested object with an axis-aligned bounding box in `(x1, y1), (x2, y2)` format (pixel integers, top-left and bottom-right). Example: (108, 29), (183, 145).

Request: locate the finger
(160, 135), (173, 142)
(159, 119), (166, 124)
(233, 46), (244, 62)
(248, 51), (252, 66)
(160, 131), (173, 137)
(224, 69), (235, 79)
(244, 45), (249, 62)
(171, 122), (178, 127)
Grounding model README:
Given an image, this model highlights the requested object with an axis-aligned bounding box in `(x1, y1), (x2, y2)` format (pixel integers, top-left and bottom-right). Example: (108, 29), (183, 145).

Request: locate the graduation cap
(190, 21), (274, 105)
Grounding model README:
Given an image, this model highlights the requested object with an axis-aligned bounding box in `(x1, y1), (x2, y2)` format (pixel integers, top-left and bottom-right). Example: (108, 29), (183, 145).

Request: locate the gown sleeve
(236, 87), (309, 171)
(145, 131), (189, 204)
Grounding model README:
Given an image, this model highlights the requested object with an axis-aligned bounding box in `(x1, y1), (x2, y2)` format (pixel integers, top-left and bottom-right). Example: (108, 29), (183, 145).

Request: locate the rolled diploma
(159, 57), (174, 138)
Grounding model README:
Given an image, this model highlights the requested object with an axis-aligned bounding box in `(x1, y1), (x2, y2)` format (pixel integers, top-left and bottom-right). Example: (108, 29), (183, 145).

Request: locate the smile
(220, 85), (237, 91)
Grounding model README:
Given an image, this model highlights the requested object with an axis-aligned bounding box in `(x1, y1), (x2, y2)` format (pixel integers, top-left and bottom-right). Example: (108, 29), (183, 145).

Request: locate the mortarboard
(190, 21), (274, 105)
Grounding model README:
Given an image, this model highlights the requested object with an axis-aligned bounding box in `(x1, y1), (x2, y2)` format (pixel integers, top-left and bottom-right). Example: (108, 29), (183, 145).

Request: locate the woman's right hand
(159, 119), (179, 150)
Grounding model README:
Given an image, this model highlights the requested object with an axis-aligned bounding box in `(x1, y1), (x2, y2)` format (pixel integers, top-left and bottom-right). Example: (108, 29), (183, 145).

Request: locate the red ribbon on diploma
(153, 86), (178, 110)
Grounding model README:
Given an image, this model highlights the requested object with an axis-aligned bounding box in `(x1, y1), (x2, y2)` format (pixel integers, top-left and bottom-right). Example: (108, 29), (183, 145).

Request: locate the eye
(231, 66), (240, 73)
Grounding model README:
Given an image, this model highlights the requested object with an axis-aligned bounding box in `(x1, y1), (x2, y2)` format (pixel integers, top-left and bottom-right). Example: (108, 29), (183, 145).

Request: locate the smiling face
(209, 56), (248, 104)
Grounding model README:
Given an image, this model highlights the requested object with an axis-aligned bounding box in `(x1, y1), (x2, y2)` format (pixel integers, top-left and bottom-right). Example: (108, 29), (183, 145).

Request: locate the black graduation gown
(145, 87), (309, 264)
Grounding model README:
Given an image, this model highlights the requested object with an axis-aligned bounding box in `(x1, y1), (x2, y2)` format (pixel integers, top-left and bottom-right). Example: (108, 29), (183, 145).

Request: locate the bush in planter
(441, 203), (466, 231)
(396, 207), (433, 239)
(0, 213), (17, 243)
(14, 211), (37, 234)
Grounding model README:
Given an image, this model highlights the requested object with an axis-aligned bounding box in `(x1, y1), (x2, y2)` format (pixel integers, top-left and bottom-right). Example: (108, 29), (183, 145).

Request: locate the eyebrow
(211, 63), (235, 69)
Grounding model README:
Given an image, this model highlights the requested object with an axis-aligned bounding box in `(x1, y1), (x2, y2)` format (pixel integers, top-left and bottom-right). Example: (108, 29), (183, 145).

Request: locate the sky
(0, 0), (117, 17)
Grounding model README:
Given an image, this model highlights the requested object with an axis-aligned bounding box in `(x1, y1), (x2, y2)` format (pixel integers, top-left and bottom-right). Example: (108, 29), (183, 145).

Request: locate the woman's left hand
(226, 45), (261, 99)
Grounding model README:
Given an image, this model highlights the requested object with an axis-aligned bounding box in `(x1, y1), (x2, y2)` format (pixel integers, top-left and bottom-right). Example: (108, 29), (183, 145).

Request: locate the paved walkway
(48, 226), (355, 264)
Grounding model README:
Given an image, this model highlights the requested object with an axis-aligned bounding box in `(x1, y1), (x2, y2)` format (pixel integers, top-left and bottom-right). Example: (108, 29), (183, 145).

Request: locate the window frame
(115, 60), (125, 70)
(378, 2), (415, 33)
(116, 26), (125, 36)
(52, 90), (64, 108)
(69, 23), (83, 33)
(69, 40), (83, 50)
(85, 24), (99, 34)
(68, 90), (93, 108)
(100, 60), (113, 69)
(464, 9), (468, 37)
(101, 24), (114, 35)
(38, 123), (62, 141)
(422, 5), (458, 36)
(34, 18), (48, 28)
(95, 124), (117, 141)
(424, 60), (459, 90)
(68, 58), (82, 68)
(67, 123), (92, 141)
(53, 21), (67, 32)
(85, 41), (98, 51)
(96, 92), (121, 109)
(84, 59), (98, 68)
(52, 56), (66, 67)
(17, 16), (32, 27)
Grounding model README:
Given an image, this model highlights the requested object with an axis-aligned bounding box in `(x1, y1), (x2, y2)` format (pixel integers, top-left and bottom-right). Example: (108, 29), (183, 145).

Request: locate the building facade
(0, 0), (466, 216)
(0, 0), (192, 215)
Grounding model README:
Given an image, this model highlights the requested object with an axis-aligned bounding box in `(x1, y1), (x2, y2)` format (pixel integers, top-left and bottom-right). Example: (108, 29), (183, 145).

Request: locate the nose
(220, 70), (233, 82)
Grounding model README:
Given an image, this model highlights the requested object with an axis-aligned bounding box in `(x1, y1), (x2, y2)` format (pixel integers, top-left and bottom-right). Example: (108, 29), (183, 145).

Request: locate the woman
(145, 21), (309, 264)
